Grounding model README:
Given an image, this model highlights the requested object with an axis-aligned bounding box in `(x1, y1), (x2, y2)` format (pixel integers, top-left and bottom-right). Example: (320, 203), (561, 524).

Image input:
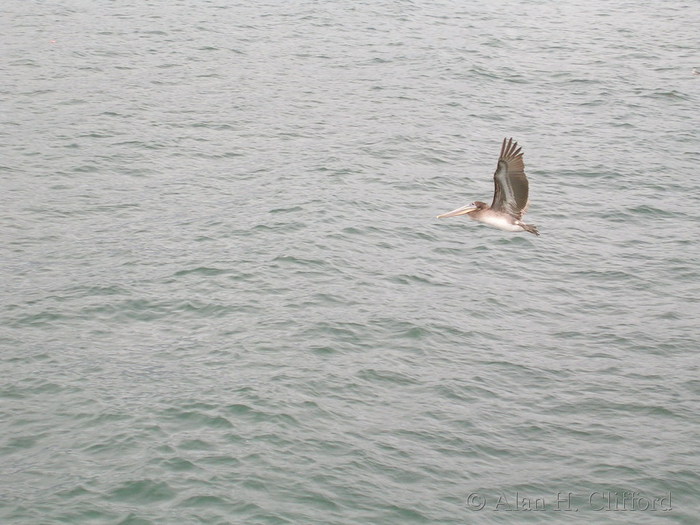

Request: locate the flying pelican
(436, 138), (539, 236)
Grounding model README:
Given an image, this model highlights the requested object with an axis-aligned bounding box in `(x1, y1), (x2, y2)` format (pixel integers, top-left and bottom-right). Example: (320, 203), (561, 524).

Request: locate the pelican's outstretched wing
(490, 138), (530, 219)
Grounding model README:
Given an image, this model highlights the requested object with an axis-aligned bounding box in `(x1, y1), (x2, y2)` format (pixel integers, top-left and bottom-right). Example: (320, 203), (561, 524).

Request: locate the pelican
(437, 138), (539, 236)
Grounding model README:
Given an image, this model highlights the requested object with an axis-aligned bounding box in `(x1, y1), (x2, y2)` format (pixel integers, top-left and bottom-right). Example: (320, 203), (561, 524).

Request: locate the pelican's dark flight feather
(492, 138), (529, 219)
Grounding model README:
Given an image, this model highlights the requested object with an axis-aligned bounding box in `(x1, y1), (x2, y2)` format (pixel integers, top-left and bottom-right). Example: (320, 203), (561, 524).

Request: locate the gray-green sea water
(2, 1), (699, 523)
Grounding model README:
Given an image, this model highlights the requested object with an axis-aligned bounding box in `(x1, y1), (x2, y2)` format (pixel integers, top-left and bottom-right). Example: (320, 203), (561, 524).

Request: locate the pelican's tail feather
(522, 223), (539, 236)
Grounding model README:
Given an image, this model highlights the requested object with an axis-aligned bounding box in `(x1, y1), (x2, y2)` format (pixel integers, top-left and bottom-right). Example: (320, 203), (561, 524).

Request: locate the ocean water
(1, 0), (699, 523)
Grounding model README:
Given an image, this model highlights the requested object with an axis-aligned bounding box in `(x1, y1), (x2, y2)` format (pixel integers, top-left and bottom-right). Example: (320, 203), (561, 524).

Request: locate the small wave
(106, 480), (176, 504)
(173, 266), (230, 277)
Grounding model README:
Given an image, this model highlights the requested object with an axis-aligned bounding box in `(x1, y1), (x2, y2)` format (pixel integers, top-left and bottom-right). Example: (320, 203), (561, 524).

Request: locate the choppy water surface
(2, 0), (699, 523)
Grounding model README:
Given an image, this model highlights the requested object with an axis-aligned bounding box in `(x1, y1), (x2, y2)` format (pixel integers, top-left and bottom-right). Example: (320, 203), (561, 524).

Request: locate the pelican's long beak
(436, 204), (477, 219)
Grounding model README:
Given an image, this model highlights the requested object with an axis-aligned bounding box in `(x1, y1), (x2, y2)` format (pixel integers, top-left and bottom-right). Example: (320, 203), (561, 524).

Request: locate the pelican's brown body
(437, 138), (539, 236)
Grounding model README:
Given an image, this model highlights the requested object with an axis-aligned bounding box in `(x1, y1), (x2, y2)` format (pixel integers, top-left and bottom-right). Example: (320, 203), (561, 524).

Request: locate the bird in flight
(436, 138), (539, 236)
